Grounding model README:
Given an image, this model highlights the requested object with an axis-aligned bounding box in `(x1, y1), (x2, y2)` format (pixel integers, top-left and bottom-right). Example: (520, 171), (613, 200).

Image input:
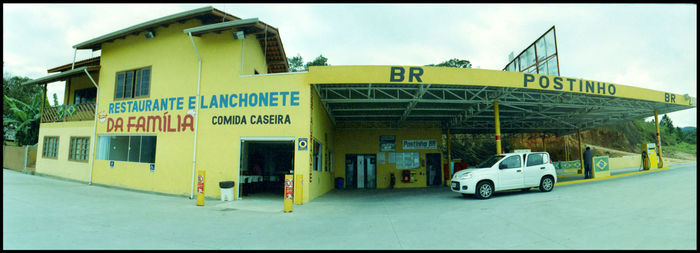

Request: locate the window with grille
(69, 137), (90, 161)
(42, 136), (59, 158)
(115, 67), (151, 100)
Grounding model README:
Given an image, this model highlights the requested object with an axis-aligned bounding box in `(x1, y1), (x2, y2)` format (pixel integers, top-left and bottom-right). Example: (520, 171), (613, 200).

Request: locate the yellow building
(25, 6), (695, 204)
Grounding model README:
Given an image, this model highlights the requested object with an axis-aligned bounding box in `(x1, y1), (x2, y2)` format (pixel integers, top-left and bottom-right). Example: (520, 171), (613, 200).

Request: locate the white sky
(3, 3), (697, 127)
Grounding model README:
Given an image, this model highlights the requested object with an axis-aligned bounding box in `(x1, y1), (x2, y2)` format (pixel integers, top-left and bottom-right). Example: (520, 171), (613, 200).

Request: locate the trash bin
(335, 177), (344, 189)
(219, 181), (235, 201)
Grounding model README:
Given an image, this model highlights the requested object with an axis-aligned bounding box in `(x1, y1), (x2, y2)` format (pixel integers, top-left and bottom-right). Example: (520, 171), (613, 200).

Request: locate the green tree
(304, 54), (329, 70)
(660, 114), (673, 130)
(426, 58), (472, 68)
(52, 93), (59, 106)
(3, 93), (45, 145)
(3, 71), (39, 120)
(287, 54), (305, 72)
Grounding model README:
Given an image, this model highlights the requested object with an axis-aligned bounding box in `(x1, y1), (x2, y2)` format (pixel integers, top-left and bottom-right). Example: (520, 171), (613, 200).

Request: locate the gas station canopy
(310, 66), (696, 136)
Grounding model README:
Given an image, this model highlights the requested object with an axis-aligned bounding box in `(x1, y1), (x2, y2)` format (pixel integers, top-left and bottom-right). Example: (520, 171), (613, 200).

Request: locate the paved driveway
(3, 162), (697, 249)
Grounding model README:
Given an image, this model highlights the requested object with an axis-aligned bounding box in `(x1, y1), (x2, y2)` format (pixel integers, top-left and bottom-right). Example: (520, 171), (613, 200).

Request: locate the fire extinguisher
(402, 170), (410, 183)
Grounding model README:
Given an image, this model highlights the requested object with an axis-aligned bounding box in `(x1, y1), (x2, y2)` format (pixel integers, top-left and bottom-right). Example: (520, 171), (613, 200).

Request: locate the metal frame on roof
(313, 83), (691, 136)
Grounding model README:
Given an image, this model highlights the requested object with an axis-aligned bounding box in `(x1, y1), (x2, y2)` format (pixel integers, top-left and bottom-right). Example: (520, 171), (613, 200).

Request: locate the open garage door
(239, 137), (294, 200)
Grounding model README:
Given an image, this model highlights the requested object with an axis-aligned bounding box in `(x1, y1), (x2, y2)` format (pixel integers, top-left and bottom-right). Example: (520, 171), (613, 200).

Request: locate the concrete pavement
(3, 162), (697, 249)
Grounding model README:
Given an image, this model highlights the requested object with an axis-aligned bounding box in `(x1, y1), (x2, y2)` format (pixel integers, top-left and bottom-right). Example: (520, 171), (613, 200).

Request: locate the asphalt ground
(3, 162), (697, 250)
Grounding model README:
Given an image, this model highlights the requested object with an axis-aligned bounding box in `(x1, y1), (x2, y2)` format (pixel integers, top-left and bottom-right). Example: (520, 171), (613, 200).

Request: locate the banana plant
(3, 93), (46, 145)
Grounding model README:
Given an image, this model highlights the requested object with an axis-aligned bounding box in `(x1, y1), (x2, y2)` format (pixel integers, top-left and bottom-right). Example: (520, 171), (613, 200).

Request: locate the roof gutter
(186, 31), (203, 200)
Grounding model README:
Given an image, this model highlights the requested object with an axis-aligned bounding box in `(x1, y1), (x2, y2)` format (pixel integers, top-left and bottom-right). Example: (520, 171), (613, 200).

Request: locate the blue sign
(298, 138), (308, 151)
(150, 163), (155, 172)
(110, 160), (114, 168)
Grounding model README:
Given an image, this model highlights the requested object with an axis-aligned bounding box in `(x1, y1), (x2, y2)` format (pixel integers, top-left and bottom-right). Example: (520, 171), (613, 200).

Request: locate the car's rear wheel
(539, 176), (554, 192)
(475, 181), (493, 199)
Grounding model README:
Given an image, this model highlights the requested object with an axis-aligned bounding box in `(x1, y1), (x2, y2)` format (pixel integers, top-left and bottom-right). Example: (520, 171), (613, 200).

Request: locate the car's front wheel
(539, 176), (554, 192)
(475, 181), (493, 199)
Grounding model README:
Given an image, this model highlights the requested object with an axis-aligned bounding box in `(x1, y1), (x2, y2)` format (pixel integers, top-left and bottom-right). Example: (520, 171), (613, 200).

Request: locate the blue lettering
(109, 103), (115, 114)
(200, 96), (208, 109)
(280, 91), (289, 106)
(219, 94), (228, 108)
(138, 100), (145, 112)
(249, 93), (258, 106)
(290, 91), (300, 106)
(597, 82), (606, 94)
(608, 84), (616, 95)
(188, 96), (196, 110)
(524, 74), (535, 87)
(585, 81), (595, 93)
(145, 99), (152, 112)
(539, 76), (549, 89)
(259, 92), (268, 107)
(553, 77), (563, 90)
(269, 92), (279, 106)
(230, 94), (237, 107)
(127, 101), (134, 112)
(176, 97), (183, 110)
(239, 93), (248, 107)
(160, 98), (168, 111)
(152, 99), (160, 111)
(121, 102), (126, 113)
(209, 95), (218, 109)
(567, 78), (576, 91)
(168, 97), (176, 110)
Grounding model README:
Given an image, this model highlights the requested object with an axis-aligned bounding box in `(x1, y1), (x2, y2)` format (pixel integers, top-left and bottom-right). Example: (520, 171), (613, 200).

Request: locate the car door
(497, 154), (524, 190)
(524, 152), (545, 187)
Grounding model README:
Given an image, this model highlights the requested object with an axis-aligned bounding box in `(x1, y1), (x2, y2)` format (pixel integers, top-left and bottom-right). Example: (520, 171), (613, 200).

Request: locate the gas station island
(23, 6), (696, 205)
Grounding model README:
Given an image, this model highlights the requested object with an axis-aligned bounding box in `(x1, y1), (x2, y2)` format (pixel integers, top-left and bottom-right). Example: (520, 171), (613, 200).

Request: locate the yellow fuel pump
(641, 143), (658, 170)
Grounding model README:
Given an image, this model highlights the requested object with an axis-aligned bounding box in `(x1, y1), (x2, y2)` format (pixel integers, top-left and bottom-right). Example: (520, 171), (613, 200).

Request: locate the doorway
(426, 153), (442, 186)
(344, 154), (377, 189)
(239, 138), (294, 199)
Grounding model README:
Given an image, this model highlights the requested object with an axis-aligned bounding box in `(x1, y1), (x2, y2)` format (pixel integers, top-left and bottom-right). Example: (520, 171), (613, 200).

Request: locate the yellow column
(295, 174), (303, 205)
(654, 110), (664, 168)
(577, 129), (584, 174)
(446, 128), (452, 186)
(494, 101), (501, 154)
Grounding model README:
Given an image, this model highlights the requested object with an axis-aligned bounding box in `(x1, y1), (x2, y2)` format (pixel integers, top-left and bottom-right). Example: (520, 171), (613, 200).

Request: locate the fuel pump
(641, 143), (658, 170)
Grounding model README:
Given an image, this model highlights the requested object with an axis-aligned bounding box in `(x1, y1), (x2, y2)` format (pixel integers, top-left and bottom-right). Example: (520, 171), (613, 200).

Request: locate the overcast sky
(3, 3), (697, 127)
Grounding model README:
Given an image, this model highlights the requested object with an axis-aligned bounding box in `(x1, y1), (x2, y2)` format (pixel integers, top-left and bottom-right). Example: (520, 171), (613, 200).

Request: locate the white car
(450, 151), (557, 199)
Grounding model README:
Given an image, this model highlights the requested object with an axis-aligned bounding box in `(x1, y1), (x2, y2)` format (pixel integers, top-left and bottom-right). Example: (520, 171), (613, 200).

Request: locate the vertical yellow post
(577, 129), (584, 175)
(294, 174), (303, 205)
(446, 128), (452, 186)
(196, 170), (205, 206)
(284, 174), (293, 213)
(654, 109), (664, 168)
(494, 101), (501, 154)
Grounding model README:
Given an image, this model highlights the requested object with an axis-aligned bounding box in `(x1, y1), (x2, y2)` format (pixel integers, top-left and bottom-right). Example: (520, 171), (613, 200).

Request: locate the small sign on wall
(298, 138), (308, 151)
(110, 161), (114, 168)
(150, 163), (155, 172)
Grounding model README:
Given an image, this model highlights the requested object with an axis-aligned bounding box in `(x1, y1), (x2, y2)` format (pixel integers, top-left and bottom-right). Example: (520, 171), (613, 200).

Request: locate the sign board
(377, 152), (386, 164)
(110, 160), (114, 168)
(395, 152), (420, 169)
(380, 135), (396, 151)
(402, 140), (437, 150)
(298, 138), (308, 151)
(150, 163), (155, 172)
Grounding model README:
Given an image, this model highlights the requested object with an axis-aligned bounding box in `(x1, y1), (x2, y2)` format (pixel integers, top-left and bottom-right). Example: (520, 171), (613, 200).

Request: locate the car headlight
(459, 173), (472, 180)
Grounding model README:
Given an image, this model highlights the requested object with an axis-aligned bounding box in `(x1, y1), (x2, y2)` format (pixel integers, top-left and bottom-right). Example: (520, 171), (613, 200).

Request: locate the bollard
(196, 170), (205, 206)
(284, 174), (293, 213)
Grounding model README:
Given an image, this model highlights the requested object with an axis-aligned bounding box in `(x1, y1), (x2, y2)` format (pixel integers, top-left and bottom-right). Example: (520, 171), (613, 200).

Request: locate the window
(69, 137), (90, 161)
(74, 88), (96, 104)
(499, 155), (521, 169)
(312, 140), (321, 171)
(526, 153), (544, 166)
(115, 67), (151, 100)
(42, 136), (59, 159)
(96, 135), (157, 163)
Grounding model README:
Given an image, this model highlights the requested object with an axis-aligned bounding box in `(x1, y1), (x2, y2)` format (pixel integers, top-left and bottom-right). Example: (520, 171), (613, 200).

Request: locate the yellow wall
(35, 120), (94, 182)
(90, 18), (314, 202)
(333, 127), (444, 189)
(309, 89), (335, 200)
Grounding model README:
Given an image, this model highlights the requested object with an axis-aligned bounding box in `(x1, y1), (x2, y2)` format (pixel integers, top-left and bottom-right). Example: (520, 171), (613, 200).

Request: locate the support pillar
(446, 128), (452, 186)
(564, 136), (569, 161)
(577, 129), (584, 174)
(654, 110), (664, 168)
(494, 101), (501, 154)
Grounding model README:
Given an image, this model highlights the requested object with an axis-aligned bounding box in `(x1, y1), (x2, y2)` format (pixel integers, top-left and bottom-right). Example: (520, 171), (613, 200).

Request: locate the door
(357, 155), (365, 188)
(497, 154), (524, 190)
(426, 153), (442, 186)
(523, 152), (546, 187)
(345, 155), (356, 188)
(365, 155), (377, 189)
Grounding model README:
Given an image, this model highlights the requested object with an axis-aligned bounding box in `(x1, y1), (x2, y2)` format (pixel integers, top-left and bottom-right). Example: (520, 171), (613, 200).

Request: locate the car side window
(526, 153), (543, 166)
(500, 155), (522, 169)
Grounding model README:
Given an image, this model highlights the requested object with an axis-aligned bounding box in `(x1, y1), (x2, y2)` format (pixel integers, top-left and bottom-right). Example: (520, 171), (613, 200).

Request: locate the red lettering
(167, 114), (176, 132)
(127, 116), (136, 132)
(114, 118), (124, 132)
(136, 116), (146, 132)
(181, 114), (194, 132)
(107, 118), (114, 132)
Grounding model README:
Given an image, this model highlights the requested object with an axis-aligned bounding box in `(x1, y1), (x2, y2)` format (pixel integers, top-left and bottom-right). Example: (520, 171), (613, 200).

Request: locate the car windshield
(476, 155), (506, 168)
